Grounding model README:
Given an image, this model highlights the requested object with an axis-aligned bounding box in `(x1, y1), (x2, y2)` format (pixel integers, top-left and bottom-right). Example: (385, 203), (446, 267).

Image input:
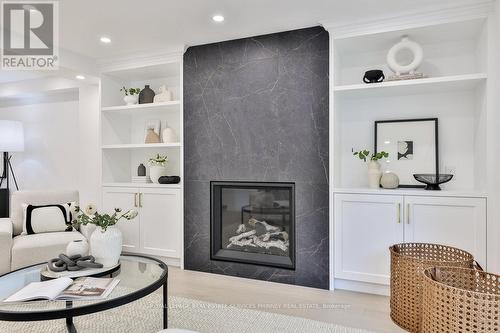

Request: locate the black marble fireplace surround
(184, 26), (329, 289)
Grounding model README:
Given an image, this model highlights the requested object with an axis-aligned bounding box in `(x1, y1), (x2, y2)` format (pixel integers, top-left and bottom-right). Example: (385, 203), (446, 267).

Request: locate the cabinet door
(139, 188), (181, 258)
(102, 187), (140, 252)
(335, 194), (404, 285)
(404, 196), (487, 267)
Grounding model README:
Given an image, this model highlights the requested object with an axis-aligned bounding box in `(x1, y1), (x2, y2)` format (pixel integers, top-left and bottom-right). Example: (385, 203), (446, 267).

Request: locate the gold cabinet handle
(134, 193), (138, 207)
(139, 193), (143, 208)
(397, 203), (401, 224)
(406, 203), (410, 224)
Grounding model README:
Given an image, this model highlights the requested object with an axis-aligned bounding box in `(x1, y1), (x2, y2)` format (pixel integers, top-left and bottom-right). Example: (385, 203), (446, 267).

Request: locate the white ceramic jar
(66, 239), (89, 257)
(367, 160), (382, 189)
(90, 226), (122, 267)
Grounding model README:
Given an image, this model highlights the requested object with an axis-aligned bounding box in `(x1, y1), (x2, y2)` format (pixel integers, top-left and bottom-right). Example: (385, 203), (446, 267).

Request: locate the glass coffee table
(0, 253), (168, 332)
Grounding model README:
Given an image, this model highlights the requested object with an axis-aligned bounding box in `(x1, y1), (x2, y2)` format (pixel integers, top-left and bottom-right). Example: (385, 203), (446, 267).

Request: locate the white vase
(381, 172), (400, 189)
(90, 226), (122, 267)
(66, 239), (89, 257)
(368, 160), (382, 189)
(161, 126), (177, 143)
(124, 95), (138, 105)
(149, 165), (168, 184)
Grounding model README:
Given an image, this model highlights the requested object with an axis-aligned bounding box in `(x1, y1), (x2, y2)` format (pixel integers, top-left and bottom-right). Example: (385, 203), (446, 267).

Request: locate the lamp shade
(0, 120), (24, 152)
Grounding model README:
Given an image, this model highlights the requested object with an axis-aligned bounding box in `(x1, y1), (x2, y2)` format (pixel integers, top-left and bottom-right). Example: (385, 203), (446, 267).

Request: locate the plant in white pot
(353, 149), (389, 189)
(148, 153), (169, 184)
(120, 86), (141, 105)
(72, 204), (138, 267)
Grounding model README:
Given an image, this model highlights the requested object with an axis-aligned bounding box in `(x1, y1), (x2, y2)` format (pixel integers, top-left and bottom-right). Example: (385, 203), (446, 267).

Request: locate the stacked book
(132, 176), (151, 184)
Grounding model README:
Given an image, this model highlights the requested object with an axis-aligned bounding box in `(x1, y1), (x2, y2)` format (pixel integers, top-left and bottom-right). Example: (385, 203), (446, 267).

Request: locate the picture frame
(374, 118), (438, 188)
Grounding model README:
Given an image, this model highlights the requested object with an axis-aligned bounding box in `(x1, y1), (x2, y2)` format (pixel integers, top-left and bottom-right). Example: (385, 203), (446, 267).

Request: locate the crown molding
(320, 0), (493, 39)
(98, 47), (185, 73)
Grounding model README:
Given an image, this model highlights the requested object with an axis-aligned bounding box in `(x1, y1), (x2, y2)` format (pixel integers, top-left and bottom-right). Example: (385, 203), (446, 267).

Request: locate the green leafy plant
(148, 153), (168, 166)
(71, 203), (137, 232)
(353, 149), (389, 162)
(120, 86), (141, 96)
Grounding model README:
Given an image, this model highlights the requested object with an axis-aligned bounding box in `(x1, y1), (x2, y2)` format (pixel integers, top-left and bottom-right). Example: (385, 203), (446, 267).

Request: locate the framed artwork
(374, 118), (438, 188)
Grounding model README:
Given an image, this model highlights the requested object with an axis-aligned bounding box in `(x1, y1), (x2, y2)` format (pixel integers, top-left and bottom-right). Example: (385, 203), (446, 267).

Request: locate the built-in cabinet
(102, 186), (182, 261)
(99, 52), (184, 267)
(324, 3), (497, 293)
(334, 192), (487, 289)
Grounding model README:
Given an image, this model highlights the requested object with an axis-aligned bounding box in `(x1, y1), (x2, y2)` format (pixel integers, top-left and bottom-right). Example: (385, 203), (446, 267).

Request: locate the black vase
(137, 163), (146, 176)
(139, 85), (155, 104)
(363, 70), (385, 84)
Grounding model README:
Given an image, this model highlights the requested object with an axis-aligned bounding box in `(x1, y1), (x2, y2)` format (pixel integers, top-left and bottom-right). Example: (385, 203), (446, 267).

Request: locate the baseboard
(334, 278), (390, 296)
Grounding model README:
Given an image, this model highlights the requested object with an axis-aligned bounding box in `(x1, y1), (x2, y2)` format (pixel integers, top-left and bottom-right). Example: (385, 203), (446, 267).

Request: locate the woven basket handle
(473, 261), (484, 271)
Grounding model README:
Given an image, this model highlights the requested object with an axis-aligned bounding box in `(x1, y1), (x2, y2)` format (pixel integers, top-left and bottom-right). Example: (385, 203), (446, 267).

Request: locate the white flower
(123, 209), (138, 220)
(85, 204), (97, 216)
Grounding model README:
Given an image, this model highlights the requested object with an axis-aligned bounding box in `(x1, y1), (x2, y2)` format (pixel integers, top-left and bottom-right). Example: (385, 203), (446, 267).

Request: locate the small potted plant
(72, 204), (138, 267)
(120, 86), (141, 105)
(148, 153), (168, 184)
(353, 150), (389, 188)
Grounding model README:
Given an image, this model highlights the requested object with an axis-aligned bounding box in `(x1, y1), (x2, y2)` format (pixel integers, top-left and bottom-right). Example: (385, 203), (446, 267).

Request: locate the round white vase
(367, 160), (382, 189)
(149, 165), (168, 184)
(90, 226), (122, 267)
(66, 239), (89, 257)
(381, 172), (400, 189)
(124, 95), (138, 105)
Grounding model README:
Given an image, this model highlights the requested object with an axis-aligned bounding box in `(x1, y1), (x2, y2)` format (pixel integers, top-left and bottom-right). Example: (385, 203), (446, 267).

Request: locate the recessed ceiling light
(212, 15), (224, 22)
(100, 36), (111, 44)
(75, 75), (85, 80)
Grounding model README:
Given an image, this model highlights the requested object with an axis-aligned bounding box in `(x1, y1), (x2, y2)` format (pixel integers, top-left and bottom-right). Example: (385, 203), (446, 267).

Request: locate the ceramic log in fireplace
(210, 181), (296, 269)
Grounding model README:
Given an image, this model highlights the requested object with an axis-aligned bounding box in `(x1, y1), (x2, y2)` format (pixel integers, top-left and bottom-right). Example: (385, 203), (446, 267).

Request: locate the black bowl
(413, 174), (453, 190)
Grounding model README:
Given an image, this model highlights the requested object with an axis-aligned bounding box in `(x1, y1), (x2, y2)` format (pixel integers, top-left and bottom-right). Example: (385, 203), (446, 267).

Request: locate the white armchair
(0, 190), (92, 275)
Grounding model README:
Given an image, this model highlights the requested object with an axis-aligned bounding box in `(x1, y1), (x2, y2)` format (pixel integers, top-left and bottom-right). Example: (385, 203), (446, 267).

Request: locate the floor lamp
(0, 120), (24, 218)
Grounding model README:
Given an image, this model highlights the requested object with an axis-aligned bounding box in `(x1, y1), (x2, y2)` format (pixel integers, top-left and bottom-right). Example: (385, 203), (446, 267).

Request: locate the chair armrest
(0, 218), (13, 274)
(79, 223), (96, 240)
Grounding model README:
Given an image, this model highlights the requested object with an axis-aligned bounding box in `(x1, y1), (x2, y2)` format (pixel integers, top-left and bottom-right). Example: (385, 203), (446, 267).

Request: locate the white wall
(77, 85), (101, 206)
(0, 99), (80, 191)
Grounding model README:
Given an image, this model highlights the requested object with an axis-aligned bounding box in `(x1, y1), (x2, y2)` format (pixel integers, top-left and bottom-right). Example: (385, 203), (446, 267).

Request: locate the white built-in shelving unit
(323, 2), (496, 294)
(99, 52), (184, 268)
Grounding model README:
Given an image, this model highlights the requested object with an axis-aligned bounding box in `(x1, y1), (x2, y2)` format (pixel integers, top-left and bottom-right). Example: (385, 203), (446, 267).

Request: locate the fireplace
(210, 181), (295, 269)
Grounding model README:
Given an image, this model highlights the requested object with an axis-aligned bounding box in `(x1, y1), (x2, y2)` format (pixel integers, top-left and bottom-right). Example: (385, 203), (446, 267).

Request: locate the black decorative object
(375, 118), (438, 188)
(363, 70), (385, 83)
(158, 175), (180, 184)
(137, 163), (146, 176)
(413, 174), (453, 190)
(139, 85), (155, 104)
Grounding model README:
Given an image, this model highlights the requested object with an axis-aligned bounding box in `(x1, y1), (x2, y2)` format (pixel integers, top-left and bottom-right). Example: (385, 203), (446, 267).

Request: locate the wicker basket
(389, 243), (474, 333)
(421, 266), (500, 333)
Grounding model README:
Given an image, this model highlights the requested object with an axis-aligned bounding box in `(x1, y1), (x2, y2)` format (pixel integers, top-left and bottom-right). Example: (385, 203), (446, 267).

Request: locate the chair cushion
(10, 191), (79, 236)
(11, 231), (85, 270)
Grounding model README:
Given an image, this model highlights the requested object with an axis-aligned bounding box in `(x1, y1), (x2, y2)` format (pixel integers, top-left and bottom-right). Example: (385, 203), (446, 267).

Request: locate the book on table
(3, 277), (120, 303)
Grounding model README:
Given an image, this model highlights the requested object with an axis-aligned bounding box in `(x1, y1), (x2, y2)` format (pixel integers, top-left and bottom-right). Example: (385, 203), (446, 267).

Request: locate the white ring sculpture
(387, 36), (423, 76)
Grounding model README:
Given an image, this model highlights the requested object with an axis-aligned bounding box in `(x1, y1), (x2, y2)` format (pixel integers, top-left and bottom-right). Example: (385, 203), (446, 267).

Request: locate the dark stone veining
(183, 26), (329, 289)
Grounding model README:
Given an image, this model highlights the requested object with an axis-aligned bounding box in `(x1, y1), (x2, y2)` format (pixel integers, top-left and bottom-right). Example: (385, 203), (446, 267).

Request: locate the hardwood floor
(168, 267), (406, 333)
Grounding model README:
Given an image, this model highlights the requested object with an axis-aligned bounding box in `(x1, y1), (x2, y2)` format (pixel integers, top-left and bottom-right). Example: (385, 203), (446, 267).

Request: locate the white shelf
(101, 101), (180, 112)
(102, 182), (182, 189)
(332, 187), (488, 198)
(102, 143), (181, 149)
(334, 73), (487, 98)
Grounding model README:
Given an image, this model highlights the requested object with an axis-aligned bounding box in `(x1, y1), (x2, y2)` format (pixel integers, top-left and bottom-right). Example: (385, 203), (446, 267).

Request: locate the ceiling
(59, 0), (463, 60)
